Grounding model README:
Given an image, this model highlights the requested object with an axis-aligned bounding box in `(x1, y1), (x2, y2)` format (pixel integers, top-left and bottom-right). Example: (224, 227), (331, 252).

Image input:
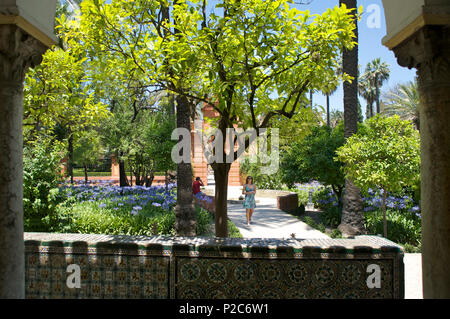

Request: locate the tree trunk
(338, 0), (365, 237)
(84, 164), (88, 184)
(331, 184), (343, 208)
(174, 94), (196, 236)
(68, 126), (74, 185)
(119, 152), (129, 187)
(369, 101), (374, 118)
(165, 170), (169, 192)
(326, 93), (330, 127)
(376, 76), (381, 114)
(382, 189), (387, 238)
(213, 162), (231, 237)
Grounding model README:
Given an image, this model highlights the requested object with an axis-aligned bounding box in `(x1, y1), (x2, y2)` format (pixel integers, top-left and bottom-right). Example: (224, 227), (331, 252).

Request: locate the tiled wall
(24, 233), (404, 299)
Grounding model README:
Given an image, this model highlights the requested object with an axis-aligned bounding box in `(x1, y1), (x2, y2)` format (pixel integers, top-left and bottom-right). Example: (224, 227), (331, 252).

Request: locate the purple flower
(152, 202), (162, 207)
(99, 203), (107, 208)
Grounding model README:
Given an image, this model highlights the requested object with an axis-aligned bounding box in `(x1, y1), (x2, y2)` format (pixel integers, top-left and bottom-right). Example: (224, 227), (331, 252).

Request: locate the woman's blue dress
(243, 184), (256, 209)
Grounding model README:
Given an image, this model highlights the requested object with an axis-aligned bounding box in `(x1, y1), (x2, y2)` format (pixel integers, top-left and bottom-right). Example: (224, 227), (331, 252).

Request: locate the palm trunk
(174, 94), (196, 236)
(326, 93), (330, 127)
(213, 163), (231, 237)
(376, 80), (381, 114)
(338, 0), (365, 237)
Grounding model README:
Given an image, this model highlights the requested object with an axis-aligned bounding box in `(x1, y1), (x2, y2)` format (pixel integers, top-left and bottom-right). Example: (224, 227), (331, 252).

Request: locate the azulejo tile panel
(25, 250), (169, 299)
(175, 258), (395, 299)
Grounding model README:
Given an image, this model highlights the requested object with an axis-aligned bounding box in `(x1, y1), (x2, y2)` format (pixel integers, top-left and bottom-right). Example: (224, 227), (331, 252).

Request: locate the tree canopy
(60, 0), (357, 132)
(281, 123), (346, 202)
(335, 115), (420, 236)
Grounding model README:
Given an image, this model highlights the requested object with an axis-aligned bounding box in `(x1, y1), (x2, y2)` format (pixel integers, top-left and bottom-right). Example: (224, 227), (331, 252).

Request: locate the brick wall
(277, 193), (299, 212)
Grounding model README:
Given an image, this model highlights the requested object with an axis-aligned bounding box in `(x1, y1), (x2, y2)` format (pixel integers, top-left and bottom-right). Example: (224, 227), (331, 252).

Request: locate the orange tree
(61, 0), (357, 237)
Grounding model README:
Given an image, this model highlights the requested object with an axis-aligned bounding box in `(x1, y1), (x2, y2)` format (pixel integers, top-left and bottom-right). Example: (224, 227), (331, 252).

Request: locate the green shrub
(330, 229), (342, 238)
(303, 216), (316, 228)
(316, 223), (326, 233)
(280, 124), (345, 193)
(364, 209), (421, 247)
(293, 189), (310, 206)
(23, 139), (65, 231)
(240, 158), (284, 190)
(402, 243), (421, 253)
(320, 206), (342, 227)
(53, 200), (212, 236)
(228, 219), (243, 238)
(55, 202), (170, 235)
(312, 187), (336, 209)
(302, 216), (327, 234)
(196, 207), (213, 235)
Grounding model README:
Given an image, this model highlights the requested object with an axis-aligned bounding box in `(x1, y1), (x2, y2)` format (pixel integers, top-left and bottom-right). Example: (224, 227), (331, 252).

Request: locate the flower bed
(290, 183), (421, 251)
(44, 183), (211, 236)
(193, 192), (215, 213)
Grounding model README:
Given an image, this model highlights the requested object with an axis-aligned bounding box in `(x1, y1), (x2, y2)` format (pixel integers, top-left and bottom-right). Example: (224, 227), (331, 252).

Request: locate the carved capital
(0, 24), (47, 86)
(392, 25), (450, 89)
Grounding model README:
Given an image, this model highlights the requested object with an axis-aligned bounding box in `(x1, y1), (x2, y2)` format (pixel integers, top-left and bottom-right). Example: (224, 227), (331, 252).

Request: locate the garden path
(227, 197), (329, 239)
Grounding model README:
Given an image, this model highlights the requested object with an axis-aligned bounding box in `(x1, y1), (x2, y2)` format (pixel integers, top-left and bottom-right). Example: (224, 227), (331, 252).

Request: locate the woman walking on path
(243, 176), (256, 226)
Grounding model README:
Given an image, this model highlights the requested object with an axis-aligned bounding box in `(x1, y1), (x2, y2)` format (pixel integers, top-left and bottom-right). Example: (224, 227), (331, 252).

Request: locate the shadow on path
(227, 199), (329, 239)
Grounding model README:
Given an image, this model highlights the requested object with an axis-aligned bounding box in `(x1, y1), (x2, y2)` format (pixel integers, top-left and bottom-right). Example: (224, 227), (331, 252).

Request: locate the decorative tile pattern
(175, 258), (396, 299)
(24, 233), (404, 299)
(25, 250), (169, 299)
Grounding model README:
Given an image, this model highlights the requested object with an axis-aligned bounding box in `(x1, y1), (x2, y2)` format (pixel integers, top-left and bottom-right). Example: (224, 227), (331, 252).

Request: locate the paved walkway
(404, 253), (423, 299)
(227, 197), (329, 239)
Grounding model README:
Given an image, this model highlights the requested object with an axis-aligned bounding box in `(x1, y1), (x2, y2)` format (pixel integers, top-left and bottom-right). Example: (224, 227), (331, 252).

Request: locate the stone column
(0, 25), (46, 298)
(393, 25), (450, 298)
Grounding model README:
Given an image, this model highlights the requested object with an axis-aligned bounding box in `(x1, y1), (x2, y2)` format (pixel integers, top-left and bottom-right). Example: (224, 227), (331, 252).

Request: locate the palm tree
(329, 110), (344, 128)
(383, 80), (420, 130)
(322, 84), (338, 127)
(358, 73), (376, 119)
(338, 0), (365, 237)
(364, 58), (390, 114)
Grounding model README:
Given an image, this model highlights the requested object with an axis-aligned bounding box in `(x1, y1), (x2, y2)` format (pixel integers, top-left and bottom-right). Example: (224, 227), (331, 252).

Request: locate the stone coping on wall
(24, 232), (403, 257)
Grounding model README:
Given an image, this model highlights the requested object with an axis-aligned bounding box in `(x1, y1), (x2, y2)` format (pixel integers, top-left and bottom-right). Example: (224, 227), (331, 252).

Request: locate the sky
(290, 0), (417, 114)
